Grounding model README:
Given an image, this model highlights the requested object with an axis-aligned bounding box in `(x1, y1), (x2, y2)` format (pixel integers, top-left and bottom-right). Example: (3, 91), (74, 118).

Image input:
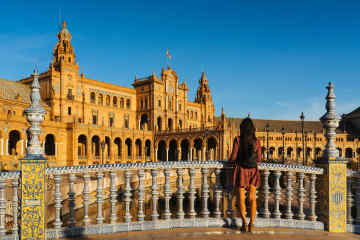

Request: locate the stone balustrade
(346, 169), (360, 233)
(0, 161), (328, 239)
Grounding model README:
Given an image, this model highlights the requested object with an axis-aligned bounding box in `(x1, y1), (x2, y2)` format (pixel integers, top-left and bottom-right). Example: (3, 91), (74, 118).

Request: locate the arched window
(8, 130), (20, 155)
(45, 134), (55, 156)
(90, 92), (96, 103)
(126, 99), (131, 109)
(106, 95), (110, 106)
(113, 96), (118, 107)
(120, 98), (124, 108)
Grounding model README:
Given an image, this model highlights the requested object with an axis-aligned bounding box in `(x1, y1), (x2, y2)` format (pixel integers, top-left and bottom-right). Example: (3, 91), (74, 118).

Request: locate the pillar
(177, 148), (181, 161)
(166, 147), (169, 162)
(316, 82), (347, 232)
(20, 68), (47, 240)
(155, 148), (158, 161)
(190, 147), (193, 161)
(202, 147), (206, 161)
(0, 138), (3, 155)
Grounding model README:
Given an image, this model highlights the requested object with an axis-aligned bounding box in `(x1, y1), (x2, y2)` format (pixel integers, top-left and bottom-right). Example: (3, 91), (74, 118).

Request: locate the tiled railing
(346, 169), (360, 233)
(1, 162), (324, 239)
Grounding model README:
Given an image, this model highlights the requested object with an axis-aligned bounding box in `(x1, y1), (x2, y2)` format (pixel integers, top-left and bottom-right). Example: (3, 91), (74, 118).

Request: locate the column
(177, 147), (181, 161)
(316, 82), (347, 232)
(20, 140), (24, 155)
(190, 147), (193, 161)
(202, 147), (206, 161)
(155, 148), (158, 161)
(5, 140), (8, 156)
(166, 147), (169, 162)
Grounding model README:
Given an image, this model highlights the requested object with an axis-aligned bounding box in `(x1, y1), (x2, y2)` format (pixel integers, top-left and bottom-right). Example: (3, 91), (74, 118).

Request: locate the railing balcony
(67, 94), (74, 100)
(346, 170), (360, 232)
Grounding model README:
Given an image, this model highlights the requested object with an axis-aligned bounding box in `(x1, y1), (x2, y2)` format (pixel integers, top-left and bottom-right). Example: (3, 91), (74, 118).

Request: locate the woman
(229, 117), (262, 233)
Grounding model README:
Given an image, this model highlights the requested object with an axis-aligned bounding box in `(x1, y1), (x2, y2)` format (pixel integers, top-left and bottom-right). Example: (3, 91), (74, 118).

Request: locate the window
(68, 107), (71, 115)
(68, 88), (72, 96)
(126, 99), (131, 109)
(98, 94), (103, 105)
(106, 95), (110, 106)
(113, 97), (117, 107)
(158, 100), (161, 107)
(67, 88), (74, 100)
(90, 92), (96, 103)
(109, 117), (114, 127)
(120, 98), (124, 108)
(93, 115), (97, 125)
(195, 112), (198, 120)
(179, 104), (182, 111)
(124, 114), (129, 129)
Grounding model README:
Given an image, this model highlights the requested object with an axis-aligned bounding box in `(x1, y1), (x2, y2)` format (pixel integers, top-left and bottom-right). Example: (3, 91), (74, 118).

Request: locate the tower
(195, 72), (215, 127)
(49, 21), (80, 122)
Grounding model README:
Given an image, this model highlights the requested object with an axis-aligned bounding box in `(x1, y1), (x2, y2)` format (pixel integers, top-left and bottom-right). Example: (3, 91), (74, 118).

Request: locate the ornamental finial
(24, 68), (46, 156)
(320, 81), (340, 160)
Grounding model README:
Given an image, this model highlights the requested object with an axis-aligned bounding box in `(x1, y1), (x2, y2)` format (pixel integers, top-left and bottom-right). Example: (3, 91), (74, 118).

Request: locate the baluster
(124, 170), (132, 223)
(110, 171), (117, 224)
(176, 168), (185, 219)
(273, 170), (281, 219)
(347, 176), (354, 224)
(214, 168), (222, 219)
(296, 172), (305, 220)
(83, 173), (91, 226)
(355, 174), (360, 224)
(285, 171), (293, 219)
(201, 168), (210, 218)
(163, 169), (171, 219)
(226, 192), (234, 219)
(54, 174), (63, 230)
(151, 169), (159, 221)
(188, 168), (196, 219)
(306, 173), (317, 221)
(261, 169), (270, 218)
(96, 171), (104, 225)
(136, 169), (145, 221)
(0, 179), (6, 236)
(68, 173), (76, 226)
(11, 178), (19, 236)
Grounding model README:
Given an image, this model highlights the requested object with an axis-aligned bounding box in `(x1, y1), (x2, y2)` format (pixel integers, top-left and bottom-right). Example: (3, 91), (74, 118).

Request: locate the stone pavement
(61, 227), (360, 240)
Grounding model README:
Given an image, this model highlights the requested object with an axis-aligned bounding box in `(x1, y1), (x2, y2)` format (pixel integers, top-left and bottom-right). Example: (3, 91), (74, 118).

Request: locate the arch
(158, 140), (167, 161)
(345, 148), (353, 158)
(90, 92), (96, 104)
(261, 147), (266, 160)
(135, 139), (142, 157)
(180, 139), (189, 161)
(106, 95), (110, 105)
(91, 135), (100, 157)
(287, 147), (293, 158)
(8, 130), (20, 155)
(157, 117), (162, 131)
(105, 136), (111, 158)
(168, 139), (177, 161)
(98, 93), (103, 105)
(114, 137), (122, 158)
(306, 147), (312, 157)
(78, 134), (87, 157)
(168, 118), (173, 131)
(337, 147), (342, 157)
(125, 138), (132, 158)
(278, 147), (283, 157)
(45, 134), (55, 156)
(113, 96), (118, 107)
(140, 114), (149, 130)
(269, 147), (275, 159)
(315, 147), (322, 158)
(297, 147), (302, 159)
(145, 140), (151, 158)
(194, 138), (203, 161)
(207, 137), (217, 161)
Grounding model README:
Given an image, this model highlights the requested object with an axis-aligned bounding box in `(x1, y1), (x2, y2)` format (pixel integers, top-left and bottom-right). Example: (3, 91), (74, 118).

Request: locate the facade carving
(0, 21), (358, 170)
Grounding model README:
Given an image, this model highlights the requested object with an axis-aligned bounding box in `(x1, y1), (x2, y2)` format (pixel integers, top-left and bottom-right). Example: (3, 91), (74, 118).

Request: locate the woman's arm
(256, 138), (262, 163)
(229, 137), (239, 162)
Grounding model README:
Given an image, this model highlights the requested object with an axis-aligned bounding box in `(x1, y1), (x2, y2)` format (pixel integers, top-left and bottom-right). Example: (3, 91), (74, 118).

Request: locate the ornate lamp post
(100, 140), (105, 164)
(300, 112), (305, 165)
(281, 127), (285, 164)
(304, 131), (308, 165)
(20, 68), (47, 240)
(265, 123), (270, 161)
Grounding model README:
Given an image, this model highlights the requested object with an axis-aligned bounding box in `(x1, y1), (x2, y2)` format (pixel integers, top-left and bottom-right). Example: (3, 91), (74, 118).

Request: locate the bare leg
(237, 187), (247, 231)
(248, 185), (257, 232)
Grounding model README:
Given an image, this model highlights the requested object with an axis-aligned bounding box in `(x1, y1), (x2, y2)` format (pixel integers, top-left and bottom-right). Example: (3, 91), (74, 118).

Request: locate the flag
(166, 48), (172, 60)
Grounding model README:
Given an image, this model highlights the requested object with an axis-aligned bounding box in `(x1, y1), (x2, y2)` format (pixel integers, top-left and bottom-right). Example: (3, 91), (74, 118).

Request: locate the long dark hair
(238, 117), (257, 161)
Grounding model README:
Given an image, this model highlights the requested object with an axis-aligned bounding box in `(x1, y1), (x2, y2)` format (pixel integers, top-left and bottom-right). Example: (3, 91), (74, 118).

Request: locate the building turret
(195, 72), (212, 104)
(52, 21), (76, 67)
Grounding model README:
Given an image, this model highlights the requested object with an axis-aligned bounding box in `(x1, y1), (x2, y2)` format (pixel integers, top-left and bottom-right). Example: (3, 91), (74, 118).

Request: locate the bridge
(0, 71), (359, 240)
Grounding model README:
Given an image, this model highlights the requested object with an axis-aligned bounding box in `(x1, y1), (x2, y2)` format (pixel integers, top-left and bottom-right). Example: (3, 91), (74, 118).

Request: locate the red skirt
(232, 165), (261, 189)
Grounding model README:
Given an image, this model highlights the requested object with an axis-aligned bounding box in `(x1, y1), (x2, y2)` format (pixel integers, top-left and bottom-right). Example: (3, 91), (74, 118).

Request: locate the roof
(344, 107), (360, 119)
(216, 116), (325, 133)
(0, 78), (47, 105)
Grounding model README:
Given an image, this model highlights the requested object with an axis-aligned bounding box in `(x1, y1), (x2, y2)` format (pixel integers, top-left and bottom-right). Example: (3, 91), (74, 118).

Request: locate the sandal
(248, 223), (254, 233)
(240, 222), (248, 232)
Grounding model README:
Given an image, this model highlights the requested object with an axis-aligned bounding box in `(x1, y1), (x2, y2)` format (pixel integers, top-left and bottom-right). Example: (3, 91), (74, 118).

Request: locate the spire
(320, 82), (340, 160)
(221, 106), (225, 116)
(195, 72), (212, 104)
(24, 68), (46, 156)
(53, 21), (76, 66)
(200, 72), (208, 84)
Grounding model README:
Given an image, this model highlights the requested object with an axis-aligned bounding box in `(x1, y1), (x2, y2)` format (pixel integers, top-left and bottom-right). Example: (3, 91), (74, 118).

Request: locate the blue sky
(1, 1), (360, 120)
